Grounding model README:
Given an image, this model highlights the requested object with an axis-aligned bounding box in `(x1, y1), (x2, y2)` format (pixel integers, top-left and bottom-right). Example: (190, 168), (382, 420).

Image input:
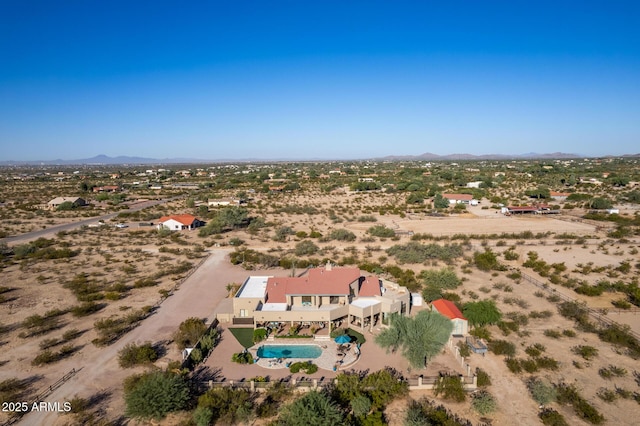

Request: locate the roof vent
(326, 260), (332, 271)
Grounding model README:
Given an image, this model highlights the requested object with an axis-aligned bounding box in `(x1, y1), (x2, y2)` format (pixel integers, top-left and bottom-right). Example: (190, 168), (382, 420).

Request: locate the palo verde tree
(463, 299), (502, 327)
(376, 310), (453, 369)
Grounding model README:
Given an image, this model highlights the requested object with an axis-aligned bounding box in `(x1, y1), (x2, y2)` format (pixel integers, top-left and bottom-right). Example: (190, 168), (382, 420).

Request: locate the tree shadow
(152, 340), (169, 358)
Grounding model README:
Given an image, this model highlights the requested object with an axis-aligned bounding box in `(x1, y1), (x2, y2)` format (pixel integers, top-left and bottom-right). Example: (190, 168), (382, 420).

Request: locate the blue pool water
(257, 344), (322, 359)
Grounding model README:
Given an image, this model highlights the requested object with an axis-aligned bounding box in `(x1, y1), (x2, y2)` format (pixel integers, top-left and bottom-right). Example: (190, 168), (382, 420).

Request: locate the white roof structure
(237, 276), (272, 298)
(260, 303), (288, 311)
(351, 299), (381, 308)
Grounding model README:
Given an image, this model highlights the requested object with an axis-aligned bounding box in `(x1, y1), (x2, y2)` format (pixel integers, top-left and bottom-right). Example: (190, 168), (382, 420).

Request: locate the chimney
(326, 261), (332, 271)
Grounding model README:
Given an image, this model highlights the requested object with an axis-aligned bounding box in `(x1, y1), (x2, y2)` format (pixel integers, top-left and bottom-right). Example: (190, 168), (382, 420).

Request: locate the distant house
(208, 198), (241, 207)
(550, 191), (570, 201)
(442, 193), (477, 205)
(465, 181), (483, 189)
(431, 298), (468, 336)
(157, 214), (205, 231)
(93, 185), (120, 193)
(47, 197), (86, 210)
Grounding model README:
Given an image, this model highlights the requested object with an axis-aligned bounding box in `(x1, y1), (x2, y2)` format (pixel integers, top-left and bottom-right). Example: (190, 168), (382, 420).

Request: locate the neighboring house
(431, 298), (468, 336)
(550, 191), (570, 201)
(157, 214), (205, 231)
(208, 198), (241, 207)
(465, 181), (483, 189)
(225, 263), (410, 332)
(442, 193), (477, 205)
(93, 185), (120, 193)
(47, 197), (86, 210)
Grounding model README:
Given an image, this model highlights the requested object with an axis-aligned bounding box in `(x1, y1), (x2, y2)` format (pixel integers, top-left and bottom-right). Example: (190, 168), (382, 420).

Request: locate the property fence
(518, 270), (640, 342)
(198, 373), (477, 393)
(0, 368), (78, 426)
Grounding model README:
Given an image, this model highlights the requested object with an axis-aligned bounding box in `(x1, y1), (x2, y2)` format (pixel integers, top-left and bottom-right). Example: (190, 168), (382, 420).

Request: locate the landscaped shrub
(289, 361), (317, 374)
(231, 352), (253, 364)
(253, 328), (268, 343)
(173, 317), (207, 350)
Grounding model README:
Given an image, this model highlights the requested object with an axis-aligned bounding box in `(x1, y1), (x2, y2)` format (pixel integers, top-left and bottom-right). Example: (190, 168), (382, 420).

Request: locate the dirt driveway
(23, 248), (247, 425)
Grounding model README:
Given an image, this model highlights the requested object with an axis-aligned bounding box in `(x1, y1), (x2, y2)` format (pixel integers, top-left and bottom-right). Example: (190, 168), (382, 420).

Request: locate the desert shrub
(572, 345), (598, 360)
(475, 368), (491, 387)
(525, 343), (546, 357)
(598, 365), (627, 379)
(597, 323), (640, 359)
(294, 240), (319, 256)
(562, 329), (576, 337)
(471, 390), (497, 415)
(544, 329), (562, 339)
(70, 302), (105, 317)
(367, 225), (396, 238)
(118, 342), (159, 368)
(596, 388), (617, 403)
(133, 277), (157, 288)
(386, 242), (463, 264)
(473, 248), (505, 271)
(488, 340), (515, 356)
(329, 229), (357, 242)
(197, 387), (255, 425)
(539, 408), (569, 426)
(528, 377), (557, 405)
(433, 375), (465, 402)
(505, 357), (522, 373)
(555, 382), (605, 425)
(405, 397), (475, 426)
(504, 250), (519, 260)
(536, 356), (560, 371)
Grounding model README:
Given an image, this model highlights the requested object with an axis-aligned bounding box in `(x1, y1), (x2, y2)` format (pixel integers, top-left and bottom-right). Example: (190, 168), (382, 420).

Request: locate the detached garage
(431, 298), (468, 336)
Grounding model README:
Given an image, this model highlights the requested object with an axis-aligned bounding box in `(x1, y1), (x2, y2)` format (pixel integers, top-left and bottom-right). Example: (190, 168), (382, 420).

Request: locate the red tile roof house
(431, 299), (468, 336)
(223, 263), (411, 333)
(156, 214), (205, 231)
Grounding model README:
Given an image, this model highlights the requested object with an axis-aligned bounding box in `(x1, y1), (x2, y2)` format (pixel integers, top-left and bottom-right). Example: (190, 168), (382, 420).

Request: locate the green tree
(420, 268), (461, 290)
(433, 194), (450, 209)
(463, 300), (502, 327)
(471, 390), (497, 415)
(278, 391), (344, 426)
(173, 317), (207, 350)
(124, 371), (190, 420)
(376, 311), (453, 369)
(589, 197), (613, 210)
(473, 248), (503, 271)
(433, 375), (465, 402)
(198, 387), (254, 425)
(406, 193), (425, 204)
(526, 185), (551, 199)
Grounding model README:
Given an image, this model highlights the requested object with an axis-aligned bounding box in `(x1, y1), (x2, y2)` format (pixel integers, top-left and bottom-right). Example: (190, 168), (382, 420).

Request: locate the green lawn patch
(346, 328), (366, 345)
(228, 327), (254, 348)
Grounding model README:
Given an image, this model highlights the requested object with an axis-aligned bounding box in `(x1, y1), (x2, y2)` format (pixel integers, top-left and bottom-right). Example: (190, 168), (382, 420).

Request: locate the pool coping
(248, 338), (359, 371)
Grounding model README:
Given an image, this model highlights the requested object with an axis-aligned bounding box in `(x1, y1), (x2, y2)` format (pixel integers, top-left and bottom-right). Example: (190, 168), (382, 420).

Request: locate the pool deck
(248, 338), (359, 371)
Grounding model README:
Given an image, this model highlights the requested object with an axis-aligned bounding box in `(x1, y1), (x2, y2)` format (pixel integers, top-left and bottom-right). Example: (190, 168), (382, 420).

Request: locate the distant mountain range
(1, 152), (638, 166)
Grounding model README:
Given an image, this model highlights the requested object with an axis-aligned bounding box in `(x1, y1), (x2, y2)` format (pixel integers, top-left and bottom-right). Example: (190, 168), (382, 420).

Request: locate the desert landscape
(1, 158), (639, 425)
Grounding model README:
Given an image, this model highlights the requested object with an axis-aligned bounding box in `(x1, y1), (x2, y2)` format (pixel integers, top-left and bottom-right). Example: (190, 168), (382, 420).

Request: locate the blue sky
(1, 1), (639, 161)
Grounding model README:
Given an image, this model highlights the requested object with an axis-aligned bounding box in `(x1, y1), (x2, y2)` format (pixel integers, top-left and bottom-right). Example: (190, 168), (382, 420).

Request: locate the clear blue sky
(1, 1), (639, 161)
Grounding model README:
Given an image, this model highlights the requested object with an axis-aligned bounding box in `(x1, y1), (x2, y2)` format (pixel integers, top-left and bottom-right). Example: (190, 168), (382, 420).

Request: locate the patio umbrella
(334, 334), (351, 344)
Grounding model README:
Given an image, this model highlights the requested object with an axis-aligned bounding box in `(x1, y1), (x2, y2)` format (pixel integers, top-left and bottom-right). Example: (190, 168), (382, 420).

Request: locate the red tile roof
(432, 299), (466, 320)
(359, 276), (382, 297)
(265, 266), (361, 302)
(442, 193), (473, 201)
(158, 214), (199, 226)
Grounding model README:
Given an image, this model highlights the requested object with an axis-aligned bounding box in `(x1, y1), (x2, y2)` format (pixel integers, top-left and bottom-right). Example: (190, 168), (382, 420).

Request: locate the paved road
(1, 197), (182, 245)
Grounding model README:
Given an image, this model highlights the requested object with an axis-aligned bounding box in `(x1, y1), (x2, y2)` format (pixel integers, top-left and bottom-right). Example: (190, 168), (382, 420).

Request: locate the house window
(240, 309), (248, 317)
(330, 296), (339, 304)
(301, 296), (312, 306)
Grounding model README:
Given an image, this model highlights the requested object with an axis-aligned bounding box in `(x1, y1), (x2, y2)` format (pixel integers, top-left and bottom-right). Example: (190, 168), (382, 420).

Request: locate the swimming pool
(257, 344), (322, 359)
